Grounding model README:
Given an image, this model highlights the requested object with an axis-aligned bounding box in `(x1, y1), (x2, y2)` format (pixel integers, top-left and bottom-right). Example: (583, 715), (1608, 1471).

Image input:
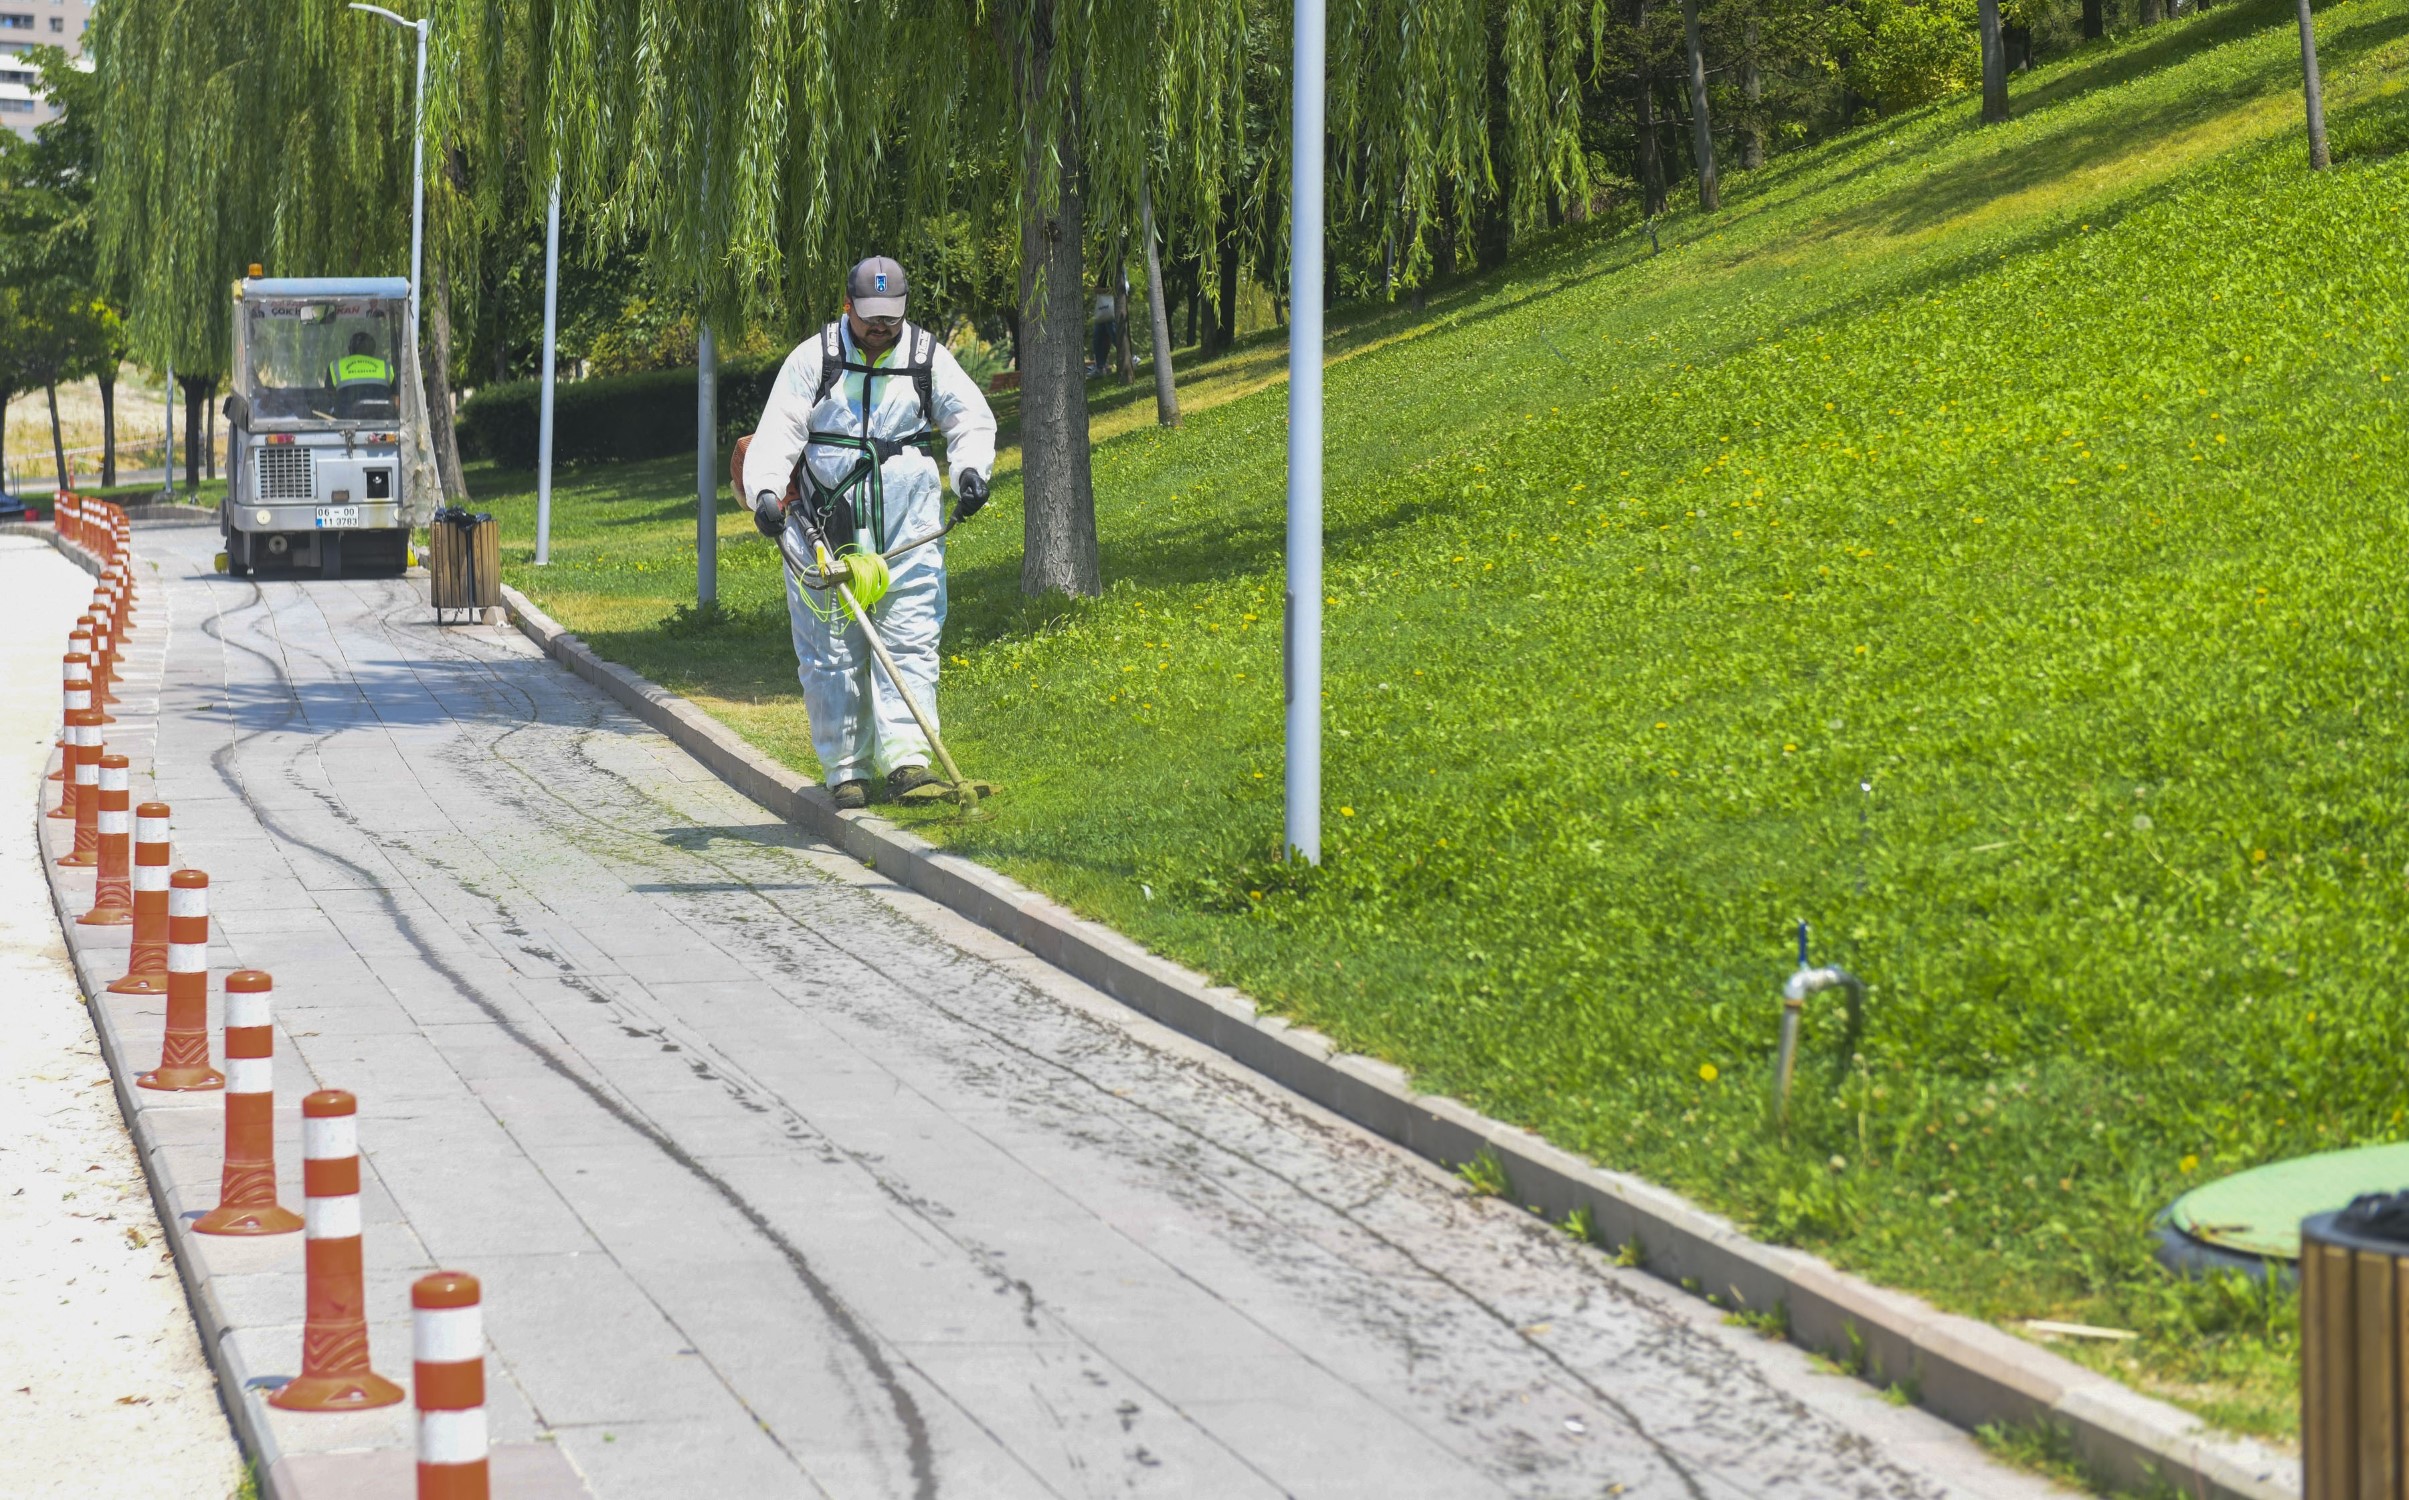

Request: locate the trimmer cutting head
(896, 778), (1000, 807)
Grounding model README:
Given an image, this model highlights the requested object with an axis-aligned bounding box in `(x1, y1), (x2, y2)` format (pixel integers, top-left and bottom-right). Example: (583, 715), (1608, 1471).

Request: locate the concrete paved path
(66, 520), (2069, 1500)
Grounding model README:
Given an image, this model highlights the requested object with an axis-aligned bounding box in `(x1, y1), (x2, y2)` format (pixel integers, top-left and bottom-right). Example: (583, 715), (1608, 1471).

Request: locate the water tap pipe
(1774, 931), (1866, 1131)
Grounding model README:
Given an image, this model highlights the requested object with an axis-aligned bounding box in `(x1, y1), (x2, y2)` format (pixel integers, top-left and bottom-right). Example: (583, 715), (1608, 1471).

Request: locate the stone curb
(26, 527), (587, 1500)
(498, 579), (2299, 1500)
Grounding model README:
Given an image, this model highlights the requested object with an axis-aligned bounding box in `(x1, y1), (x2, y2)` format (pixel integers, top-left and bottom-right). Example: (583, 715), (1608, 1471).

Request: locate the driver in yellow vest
(326, 331), (393, 396)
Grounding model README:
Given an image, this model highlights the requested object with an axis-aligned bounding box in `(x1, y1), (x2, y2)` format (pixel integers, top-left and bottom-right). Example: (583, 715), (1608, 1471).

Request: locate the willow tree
(92, 0), (428, 495)
(423, 0), (1237, 595)
(433, 0), (1592, 594)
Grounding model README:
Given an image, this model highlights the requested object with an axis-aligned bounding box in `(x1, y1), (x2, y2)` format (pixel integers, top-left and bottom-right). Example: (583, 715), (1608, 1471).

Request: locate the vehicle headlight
(255, 509), (272, 526)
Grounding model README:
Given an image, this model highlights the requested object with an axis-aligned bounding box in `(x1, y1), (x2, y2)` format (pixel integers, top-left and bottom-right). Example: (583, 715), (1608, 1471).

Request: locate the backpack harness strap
(796, 322), (939, 555)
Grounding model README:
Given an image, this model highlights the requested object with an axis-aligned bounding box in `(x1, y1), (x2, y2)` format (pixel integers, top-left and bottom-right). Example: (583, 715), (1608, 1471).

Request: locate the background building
(1, 0), (94, 140)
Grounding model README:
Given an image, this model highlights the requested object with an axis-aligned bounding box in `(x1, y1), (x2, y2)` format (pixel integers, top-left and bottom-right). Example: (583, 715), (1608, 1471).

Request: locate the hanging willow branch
(94, 0), (418, 375)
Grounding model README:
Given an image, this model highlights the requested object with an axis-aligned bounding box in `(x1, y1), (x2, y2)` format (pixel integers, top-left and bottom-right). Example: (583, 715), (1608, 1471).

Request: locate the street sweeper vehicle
(218, 273), (415, 578)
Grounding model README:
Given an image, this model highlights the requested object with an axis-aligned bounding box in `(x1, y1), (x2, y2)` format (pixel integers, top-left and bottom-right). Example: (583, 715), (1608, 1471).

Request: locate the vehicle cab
(222, 274), (414, 577)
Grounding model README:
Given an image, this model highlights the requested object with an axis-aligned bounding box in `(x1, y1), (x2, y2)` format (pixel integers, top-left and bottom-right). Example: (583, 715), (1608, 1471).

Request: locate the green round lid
(2168, 1141), (2409, 1261)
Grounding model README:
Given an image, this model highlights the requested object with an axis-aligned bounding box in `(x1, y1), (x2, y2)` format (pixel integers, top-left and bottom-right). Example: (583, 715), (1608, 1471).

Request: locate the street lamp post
(1286, 0), (1325, 865)
(348, 4), (428, 407)
(535, 176), (561, 564)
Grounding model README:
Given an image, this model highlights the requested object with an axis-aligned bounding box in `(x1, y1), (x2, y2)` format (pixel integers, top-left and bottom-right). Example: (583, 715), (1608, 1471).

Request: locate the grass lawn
(475, 0), (2409, 1439)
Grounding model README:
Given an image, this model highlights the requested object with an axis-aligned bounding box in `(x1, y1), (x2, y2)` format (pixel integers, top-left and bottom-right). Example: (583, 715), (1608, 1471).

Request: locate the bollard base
(194, 1201), (303, 1236)
(270, 1371), (406, 1412)
(56, 848), (97, 868)
(106, 971), (166, 996)
(137, 1065), (225, 1092)
(77, 905), (134, 927)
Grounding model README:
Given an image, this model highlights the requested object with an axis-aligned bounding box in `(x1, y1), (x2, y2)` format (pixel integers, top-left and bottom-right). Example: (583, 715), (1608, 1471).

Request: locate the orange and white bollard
(50, 651), (91, 791)
(101, 574), (127, 648)
(89, 595), (121, 691)
(110, 802), (173, 996)
(56, 710), (102, 869)
(138, 869), (224, 1092)
(78, 754), (135, 925)
(78, 615), (118, 706)
(195, 971), (302, 1236)
(413, 1272), (489, 1500)
(271, 1091), (404, 1411)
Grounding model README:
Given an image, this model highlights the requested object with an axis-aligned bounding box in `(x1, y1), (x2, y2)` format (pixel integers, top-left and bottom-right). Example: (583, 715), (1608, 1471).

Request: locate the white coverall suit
(742, 323), (997, 788)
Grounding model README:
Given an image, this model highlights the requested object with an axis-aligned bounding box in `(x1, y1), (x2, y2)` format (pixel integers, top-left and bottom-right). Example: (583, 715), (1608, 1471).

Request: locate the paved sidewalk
(0, 535), (248, 1499)
(47, 520), (2071, 1499)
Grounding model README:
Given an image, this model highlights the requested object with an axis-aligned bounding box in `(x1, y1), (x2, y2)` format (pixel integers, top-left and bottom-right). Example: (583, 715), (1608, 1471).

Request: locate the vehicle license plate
(315, 506), (361, 528)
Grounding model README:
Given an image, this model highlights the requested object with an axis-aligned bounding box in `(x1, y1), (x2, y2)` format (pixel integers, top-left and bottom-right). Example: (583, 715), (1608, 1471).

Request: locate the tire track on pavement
(198, 576), (940, 1500)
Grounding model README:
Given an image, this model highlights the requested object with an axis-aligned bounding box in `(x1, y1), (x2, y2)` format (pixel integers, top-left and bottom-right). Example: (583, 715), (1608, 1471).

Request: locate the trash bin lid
(2168, 1141), (2409, 1261)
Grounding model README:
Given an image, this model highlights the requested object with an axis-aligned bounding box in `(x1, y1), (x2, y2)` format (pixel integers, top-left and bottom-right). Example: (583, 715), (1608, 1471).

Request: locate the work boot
(886, 765), (938, 799)
(831, 779), (869, 810)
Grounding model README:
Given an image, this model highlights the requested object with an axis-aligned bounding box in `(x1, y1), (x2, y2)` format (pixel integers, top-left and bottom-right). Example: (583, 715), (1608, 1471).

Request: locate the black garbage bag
(2337, 1189), (2409, 1244)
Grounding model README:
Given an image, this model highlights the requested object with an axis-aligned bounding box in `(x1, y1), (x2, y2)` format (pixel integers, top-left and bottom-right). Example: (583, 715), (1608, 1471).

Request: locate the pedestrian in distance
(1090, 286), (1119, 377)
(741, 256), (998, 810)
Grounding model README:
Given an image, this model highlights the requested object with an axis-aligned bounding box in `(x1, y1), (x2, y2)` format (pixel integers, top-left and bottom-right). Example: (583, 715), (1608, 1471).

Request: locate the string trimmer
(774, 509), (994, 817)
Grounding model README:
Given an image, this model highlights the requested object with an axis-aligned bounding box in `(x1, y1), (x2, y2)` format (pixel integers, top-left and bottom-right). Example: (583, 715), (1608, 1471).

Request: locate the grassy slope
(485, 0), (2409, 1436)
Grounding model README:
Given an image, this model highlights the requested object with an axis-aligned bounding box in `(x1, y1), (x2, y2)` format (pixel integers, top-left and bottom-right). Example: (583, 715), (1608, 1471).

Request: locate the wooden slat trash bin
(427, 508), (501, 624)
(2304, 1193), (2409, 1499)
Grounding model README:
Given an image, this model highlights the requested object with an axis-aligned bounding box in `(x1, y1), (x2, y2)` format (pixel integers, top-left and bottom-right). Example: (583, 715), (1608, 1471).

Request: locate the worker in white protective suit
(741, 256), (998, 809)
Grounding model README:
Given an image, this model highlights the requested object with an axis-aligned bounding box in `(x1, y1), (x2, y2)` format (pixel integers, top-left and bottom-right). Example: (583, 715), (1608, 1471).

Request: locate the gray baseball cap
(848, 256), (908, 319)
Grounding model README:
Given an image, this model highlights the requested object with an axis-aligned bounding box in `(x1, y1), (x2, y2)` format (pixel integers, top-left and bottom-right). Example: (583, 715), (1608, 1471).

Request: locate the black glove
(952, 469), (990, 525)
(752, 493), (786, 539)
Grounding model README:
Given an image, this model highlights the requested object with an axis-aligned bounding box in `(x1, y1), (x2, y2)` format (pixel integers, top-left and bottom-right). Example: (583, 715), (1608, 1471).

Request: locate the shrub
(457, 353), (785, 469)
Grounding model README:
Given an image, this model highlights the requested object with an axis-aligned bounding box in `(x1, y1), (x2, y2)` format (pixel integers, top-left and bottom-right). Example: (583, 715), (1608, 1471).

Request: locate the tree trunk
(98, 367), (116, 487)
(2006, 23), (2032, 69)
(205, 386), (217, 480)
(1474, 4), (1513, 272)
(1184, 262), (1199, 348)
(423, 260), (471, 503)
(2297, 0), (2330, 168)
(1682, 0), (1720, 210)
(177, 374), (210, 491)
(2140, 0), (2163, 24)
(1636, 3), (1668, 217)
(1434, 177), (1460, 281)
(46, 383), (68, 492)
(2082, 0), (2104, 39)
(1140, 176), (1181, 428)
(1206, 190), (1240, 355)
(1979, 0), (2009, 122)
(1743, 20), (1765, 169)
(1016, 51), (1101, 597)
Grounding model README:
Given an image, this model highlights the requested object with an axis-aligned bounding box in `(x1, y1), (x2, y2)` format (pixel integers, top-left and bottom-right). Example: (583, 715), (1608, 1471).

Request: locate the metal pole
(406, 20), (427, 374)
(696, 323), (717, 608)
(1285, 0), (1324, 865)
(349, 6), (430, 470)
(534, 176), (561, 565)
